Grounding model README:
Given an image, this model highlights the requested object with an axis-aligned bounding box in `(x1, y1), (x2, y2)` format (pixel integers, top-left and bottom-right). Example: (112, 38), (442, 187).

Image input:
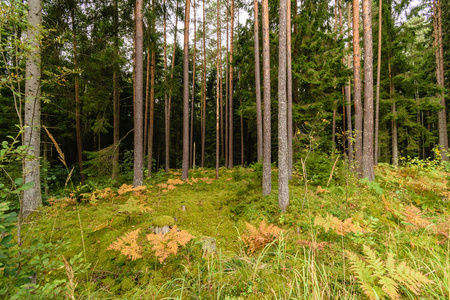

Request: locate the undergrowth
(1, 163), (449, 299)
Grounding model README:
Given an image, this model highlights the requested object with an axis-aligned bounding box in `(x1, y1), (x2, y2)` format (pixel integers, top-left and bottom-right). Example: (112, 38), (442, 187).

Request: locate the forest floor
(5, 161), (450, 299)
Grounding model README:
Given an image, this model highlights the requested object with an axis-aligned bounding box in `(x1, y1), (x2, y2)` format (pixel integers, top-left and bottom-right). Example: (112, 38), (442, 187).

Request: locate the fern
(117, 197), (152, 214)
(146, 225), (194, 263)
(242, 220), (281, 254)
(315, 213), (367, 236)
(346, 246), (434, 299)
(107, 229), (142, 261)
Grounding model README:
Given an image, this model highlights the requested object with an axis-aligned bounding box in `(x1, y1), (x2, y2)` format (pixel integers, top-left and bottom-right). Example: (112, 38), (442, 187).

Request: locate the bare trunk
(147, 47), (155, 176)
(216, 0), (221, 179)
(144, 49), (150, 157)
(190, 0), (196, 168)
(390, 61), (398, 166)
(345, 2), (354, 164)
(134, 0), (144, 187)
(201, 0), (206, 168)
(362, 0), (374, 180)
(228, 0), (234, 168)
(72, 8), (85, 184)
(262, 0), (271, 196)
(278, 0), (289, 212)
(353, 0), (363, 174)
(254, 0), (263, 161)
(225, 4), (229, 167)
(163, 0), (169, 171)
(182, 0), (191, 180)
(287, 0), (293, 179)
(374, 0), (382, 165)
(112, 0), (120, 181)
(23, 0), (42, 218)
(435, 0), (448, 161)
(240, 70), (244, 166)
(166, 0), (178, 172)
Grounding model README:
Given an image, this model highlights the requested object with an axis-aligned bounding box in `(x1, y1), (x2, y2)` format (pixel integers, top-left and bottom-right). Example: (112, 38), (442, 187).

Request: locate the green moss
(152, 215), (175, 227)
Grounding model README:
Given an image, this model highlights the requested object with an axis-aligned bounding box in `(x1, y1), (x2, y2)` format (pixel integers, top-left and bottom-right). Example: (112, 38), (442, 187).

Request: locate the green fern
(346, 246), (434, 299)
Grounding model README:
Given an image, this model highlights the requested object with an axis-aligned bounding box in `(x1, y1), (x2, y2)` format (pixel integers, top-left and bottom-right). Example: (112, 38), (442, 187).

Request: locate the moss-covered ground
(7, 162), (450, 299)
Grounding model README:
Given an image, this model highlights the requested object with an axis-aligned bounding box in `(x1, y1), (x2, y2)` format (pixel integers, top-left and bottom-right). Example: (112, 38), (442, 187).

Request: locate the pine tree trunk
(240, 70), (244, 166)
(278, 0), (289, 212)
(112, 0), (120, 181)
(163, 0), (168, 171)
(353, 0), (363, 174)
(134, 0), (144, 187)
(345, 2), (354, 164)
(287, 0), (293, 179)
(362, 0), (375, 180)
(216, 0), (221, 179)
(228, 0), (234, 169)
(72, 7), (85, 184)
(144, 48), (150, 157)
(166, 0), (178, 172)
(190, 0), (196, 168)
(254, 0), (263, 161)
(435, 0), (449, 161)
(201, 0), (206, 168)
(147, 45), (155, 176)
(182, 0), (191, 180)
(23, 0), (42, 218)
(374, 0), (382, 165)
(225, 4), (229, 167)
(262, 0), (271, 196)
(389, 59), (398, 166)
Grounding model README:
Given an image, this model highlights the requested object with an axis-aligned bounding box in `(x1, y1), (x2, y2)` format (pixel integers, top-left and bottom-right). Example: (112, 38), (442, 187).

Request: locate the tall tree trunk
(225, 3), (229, 167)
(332, 0), (338, 152)
(219, 2), (223, 161)
(292, 0), (299, 107)
(228, 0), (234, 168)
(182, 0), (191, 180)
(278, 0), (289, 212)
(254, 0), (263, 161)
(435, 0), (449, 161)
(72, 7), (85, 184)
(262, 0), (271, 196)
(362, 0), (375, 180)
(147, 21), (156, 177)
(134, 0), (144, 187)
(345, 2), (354, 164)
(353, 0), (363, 173)
(287, 0), (293, 179)
(144, 48), (150, 156)
(112, 0), (120, 181)
(240, 70), (244, 166)
(374, 0), (382, 165)
(201, 0), (206, 168)
(163, 0), (168, 171)
(23, 0), (42, 219)
(166, 0), (178, 172)
(190, 0), (196, 168)
(389, 59), (398, 166)
(216, 0), (221, 179)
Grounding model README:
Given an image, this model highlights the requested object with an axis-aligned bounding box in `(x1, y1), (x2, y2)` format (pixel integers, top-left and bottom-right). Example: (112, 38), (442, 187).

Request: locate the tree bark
(134, 0), (144, 187)
(287, 0), (293, 179)
(345, 2), (354, 165)
(190, 0), (196, 168)
(163, 0), (168, 171)
(435, 0), (449, 161)
(225, 4), (229, 167)
(374, 0), (382, 165)
(262, 0), (271, 196)
(71, 7), (85, 184)
(216, 0), (221, 179)
(228, 0), (234, 168)
(353, 0), (363, 173)
(254, 0), (263, 161)
(147, 38), (155, 176)
(23, 0), (42, 218)
(166, 0), (178, 172)
(144, 48), (150, 157)
(389, 59), (398, 166)
(182, 0), (191, 180)
(201, 0), (206, 168)
(112, 0), (120, 181)
(362, 0), (375, 180)
(278, 0), (289, 212)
